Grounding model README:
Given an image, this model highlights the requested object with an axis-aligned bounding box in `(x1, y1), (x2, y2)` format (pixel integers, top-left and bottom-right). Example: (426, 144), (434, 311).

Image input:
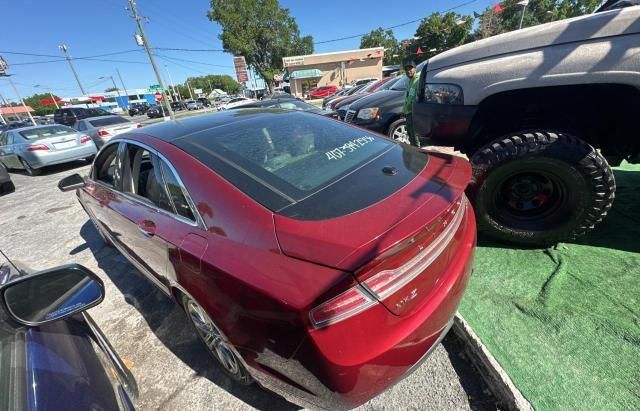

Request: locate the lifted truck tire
(468, 130), (615, 246)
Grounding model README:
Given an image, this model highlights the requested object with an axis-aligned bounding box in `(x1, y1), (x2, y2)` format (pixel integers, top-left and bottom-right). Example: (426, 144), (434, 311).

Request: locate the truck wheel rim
(393, 125), (410, 144)
(495, 170), (568, 224)
(186, 299), (240, 375)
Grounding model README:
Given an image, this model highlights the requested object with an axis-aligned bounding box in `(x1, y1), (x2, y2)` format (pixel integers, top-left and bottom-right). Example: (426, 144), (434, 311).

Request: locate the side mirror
(58, 173), (86, 192)
(1, 264), (104, 326)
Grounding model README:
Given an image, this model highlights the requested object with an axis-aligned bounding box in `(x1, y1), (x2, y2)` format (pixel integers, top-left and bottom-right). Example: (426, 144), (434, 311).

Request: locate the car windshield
(19, 126), (75, 140)
(181, 112), (393, 204)
(85, 108), (111, 117)
(89, 117), (131, 127)
(377, 77), (400, 91)
(347, 85), (366, 95)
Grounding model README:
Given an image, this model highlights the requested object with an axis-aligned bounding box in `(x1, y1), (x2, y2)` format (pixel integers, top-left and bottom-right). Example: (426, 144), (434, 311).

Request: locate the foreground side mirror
(1, 264), (104, 326)
(58, 173), (86, 192)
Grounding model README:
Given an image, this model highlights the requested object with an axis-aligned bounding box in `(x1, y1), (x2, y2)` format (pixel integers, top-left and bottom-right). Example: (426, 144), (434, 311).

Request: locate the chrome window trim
(92, 139), (207, 230)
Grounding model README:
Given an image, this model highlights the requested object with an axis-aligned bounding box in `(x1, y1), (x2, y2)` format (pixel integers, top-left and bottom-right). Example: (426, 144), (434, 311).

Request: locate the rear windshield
(90, 117), (131, 127)
(19, 126), (75, 140)
(277, 100), (315, 111)
(177, 112), (394, 210)
(84, 108), (111, 117)
(390, 77), (408, 91)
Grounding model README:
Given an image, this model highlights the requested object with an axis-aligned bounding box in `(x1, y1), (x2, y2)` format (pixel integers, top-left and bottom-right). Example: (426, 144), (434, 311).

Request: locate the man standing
(402, 60), (421, 147)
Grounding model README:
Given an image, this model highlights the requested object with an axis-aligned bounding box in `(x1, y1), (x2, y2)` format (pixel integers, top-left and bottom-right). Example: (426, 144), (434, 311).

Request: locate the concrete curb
(452, 314), (534, 411)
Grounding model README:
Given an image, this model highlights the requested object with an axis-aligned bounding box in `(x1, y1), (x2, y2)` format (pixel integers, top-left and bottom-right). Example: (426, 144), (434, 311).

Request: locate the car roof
(133, 108), (294, 142)
(9, 124), (69, 132)
(83, 115), (127, 121)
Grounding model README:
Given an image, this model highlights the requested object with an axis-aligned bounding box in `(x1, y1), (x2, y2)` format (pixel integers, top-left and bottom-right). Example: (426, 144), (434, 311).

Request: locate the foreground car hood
(274, 149), (471, 271)
(428, 7), (640, 72)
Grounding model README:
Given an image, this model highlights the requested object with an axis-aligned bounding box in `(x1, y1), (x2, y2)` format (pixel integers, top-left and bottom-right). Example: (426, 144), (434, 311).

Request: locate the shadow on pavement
(77, 220), (300, 411)
(9, 159), (90, 177)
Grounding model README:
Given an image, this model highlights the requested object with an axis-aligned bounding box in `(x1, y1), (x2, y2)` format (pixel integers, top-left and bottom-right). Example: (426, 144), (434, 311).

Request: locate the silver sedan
(75, 115), (140, 148)
(0, 125), (97, 176)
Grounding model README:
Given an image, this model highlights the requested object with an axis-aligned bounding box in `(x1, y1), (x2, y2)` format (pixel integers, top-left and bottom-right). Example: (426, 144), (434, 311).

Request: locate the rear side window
(76, 121), (87, 131)
(122, 145), (172, 212)
(94, 144), (121, 187)
(176, 112), (393, 210)
(90, 117), (130, 127)
(160, 161), (195, 221)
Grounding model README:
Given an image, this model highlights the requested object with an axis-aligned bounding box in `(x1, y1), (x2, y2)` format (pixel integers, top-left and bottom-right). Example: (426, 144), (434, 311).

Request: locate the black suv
(54, 107), (112, 127)
(128, 102), (151, 116)
(196, 97), (211, 107)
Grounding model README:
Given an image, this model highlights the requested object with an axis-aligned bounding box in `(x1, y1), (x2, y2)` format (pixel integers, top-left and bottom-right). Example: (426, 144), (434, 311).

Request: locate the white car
(220, 97), (253, 110)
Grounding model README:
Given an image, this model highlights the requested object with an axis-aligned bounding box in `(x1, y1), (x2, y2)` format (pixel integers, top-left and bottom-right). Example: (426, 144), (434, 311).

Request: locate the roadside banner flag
(493, 3), (504, 13)
(416, 47), (423, 55)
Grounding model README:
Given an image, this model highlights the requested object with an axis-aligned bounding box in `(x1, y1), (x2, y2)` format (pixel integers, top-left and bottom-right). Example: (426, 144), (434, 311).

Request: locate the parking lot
(0, 161), (496, 410)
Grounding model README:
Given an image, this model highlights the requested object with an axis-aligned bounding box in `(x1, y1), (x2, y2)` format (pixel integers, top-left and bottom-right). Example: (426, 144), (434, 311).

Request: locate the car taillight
(309, 286), (376, 328)
(363, 196), (467, 299)
(98, 130), (110, 136)
(309, 196), (468, 329)
(80, 136), (92, 144)
(27, 144), (49, 151)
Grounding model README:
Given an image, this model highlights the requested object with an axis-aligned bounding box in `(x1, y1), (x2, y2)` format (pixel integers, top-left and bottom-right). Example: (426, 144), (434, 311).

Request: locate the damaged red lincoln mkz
(59, 109), (476, 409)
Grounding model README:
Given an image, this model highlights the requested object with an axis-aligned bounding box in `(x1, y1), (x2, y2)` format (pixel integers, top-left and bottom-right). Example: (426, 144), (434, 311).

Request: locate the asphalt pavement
(0, 162), (497, 410)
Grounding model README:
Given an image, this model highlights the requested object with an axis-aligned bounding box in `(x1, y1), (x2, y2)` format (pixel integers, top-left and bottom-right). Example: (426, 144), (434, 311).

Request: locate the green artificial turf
(459, 162), (640, 410)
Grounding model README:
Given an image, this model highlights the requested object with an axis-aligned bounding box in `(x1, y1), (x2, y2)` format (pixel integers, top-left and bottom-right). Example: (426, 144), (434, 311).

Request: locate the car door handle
(138, 220), (156, 238)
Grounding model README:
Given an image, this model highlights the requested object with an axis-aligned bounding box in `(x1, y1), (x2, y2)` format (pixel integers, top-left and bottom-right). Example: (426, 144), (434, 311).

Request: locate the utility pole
(165, 65), (179, 101)
(0, 91), (5, 124)
(207, 80), (214, 95)
(127, 0), (174, 120)
(2, 76), (36, 125)
(186, 81), (194, 100)
(0, 90), (16, 123)
(116, 68), (129, 98)
(59, 44), (87, 95)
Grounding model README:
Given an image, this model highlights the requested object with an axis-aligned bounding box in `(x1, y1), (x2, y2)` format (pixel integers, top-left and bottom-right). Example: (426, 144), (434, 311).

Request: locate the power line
(154, 54), (232, 68)
(154, 47), (224, 52)
(137, 4), (219, 49)
(154, 55), (211, 76)
(313, 0), (481, 45)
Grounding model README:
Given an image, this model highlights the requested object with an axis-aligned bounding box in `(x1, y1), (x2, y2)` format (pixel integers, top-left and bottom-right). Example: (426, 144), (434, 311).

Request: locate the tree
(360, 28), (403, 65)
(474, 0), (602, 38)
(23, 93), (60, 116)
(411, 12), (473, 63)
(105, 87), (119, 92)
(208, 0), (313, 92)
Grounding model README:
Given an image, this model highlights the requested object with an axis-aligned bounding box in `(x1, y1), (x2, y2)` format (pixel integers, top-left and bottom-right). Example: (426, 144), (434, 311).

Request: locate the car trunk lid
(274, 150), (471, 315)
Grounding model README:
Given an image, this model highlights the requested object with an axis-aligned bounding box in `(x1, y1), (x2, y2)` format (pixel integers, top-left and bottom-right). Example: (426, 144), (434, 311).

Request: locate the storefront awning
(289, 69), (323, 79)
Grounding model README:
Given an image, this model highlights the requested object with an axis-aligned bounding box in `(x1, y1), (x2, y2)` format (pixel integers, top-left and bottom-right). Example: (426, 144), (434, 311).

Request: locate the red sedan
(308, 85), (339, 99)
(59, 109), (476, 409)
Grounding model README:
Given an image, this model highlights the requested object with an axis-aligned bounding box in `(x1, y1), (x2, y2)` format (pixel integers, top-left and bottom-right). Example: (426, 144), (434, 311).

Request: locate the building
(0, 105), (35, 123)
(283, 47), (384, 97)
(60, 88), (163, 112)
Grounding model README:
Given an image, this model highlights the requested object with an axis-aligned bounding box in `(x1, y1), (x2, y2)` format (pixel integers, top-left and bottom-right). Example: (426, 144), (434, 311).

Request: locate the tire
(388, 118), (410, 145)
(19, 158), (41, 176)
(1, 181), (15, 193)
(469, 130), (615, 246)
(85, 155), (96, 164)
(182, 294), (253, 385)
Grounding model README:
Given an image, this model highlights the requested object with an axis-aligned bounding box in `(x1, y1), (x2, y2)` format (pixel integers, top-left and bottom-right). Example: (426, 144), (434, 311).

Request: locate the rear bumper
(25, 144), (97, 168)
(249, 204), (477, 410)
(412, 103), (478, 146)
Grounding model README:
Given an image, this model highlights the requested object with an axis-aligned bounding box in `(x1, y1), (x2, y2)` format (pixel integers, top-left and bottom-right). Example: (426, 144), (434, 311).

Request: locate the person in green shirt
(402, 60), (421, 147)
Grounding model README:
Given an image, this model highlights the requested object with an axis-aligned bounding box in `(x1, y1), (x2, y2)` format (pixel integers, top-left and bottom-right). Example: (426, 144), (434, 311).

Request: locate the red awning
(40, 97), (62, 106)
(89, 96), (105, 102)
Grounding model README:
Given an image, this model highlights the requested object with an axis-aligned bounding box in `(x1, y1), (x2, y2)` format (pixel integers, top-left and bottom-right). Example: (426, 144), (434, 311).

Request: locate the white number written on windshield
(325, 136), (375, 160)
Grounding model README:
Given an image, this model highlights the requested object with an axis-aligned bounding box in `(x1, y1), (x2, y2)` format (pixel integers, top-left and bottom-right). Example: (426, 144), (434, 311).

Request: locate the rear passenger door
(0, 133), (20, 169)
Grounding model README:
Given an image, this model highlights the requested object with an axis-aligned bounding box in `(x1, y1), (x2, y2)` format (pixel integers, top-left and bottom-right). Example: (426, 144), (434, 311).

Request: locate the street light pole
(59, 44), (87, 95)
(127, 0), (174, 120)
(34, 85), (60, 110)
(2, 75), (36, 126)
(0, 90), (16, 123)
(186, 81), (194, 100)
(116, 68), (129, 98)
(164, 65), (179, 101)
(519, 1), (528, 30)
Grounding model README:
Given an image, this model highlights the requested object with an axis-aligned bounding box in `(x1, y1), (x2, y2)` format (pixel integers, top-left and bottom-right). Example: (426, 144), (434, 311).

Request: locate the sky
(0, 0), (494, 101)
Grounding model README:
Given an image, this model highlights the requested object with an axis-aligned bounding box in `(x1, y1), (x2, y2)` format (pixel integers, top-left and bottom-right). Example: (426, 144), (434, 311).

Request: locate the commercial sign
(193, 88), (203, 94)
(283, 56), (304, 67)
(0, 56), (8, 75)
(233, 56), (249, 83)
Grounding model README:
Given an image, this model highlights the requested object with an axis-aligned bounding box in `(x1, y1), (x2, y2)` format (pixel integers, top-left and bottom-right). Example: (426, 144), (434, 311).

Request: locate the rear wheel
(182, 294), (253, 385)
(19, 158), (41, 176)
(388, 118), (410, 145)
(469, 130), (615, 246)
(1, 181), (15, 193)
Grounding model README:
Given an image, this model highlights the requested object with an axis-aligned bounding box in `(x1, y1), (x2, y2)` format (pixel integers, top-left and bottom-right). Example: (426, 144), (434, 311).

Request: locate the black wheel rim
(492, 168), (572, 229)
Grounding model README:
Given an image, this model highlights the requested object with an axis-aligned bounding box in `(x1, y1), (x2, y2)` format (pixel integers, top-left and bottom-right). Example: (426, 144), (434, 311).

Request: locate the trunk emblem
(395, 288), (418, 310)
